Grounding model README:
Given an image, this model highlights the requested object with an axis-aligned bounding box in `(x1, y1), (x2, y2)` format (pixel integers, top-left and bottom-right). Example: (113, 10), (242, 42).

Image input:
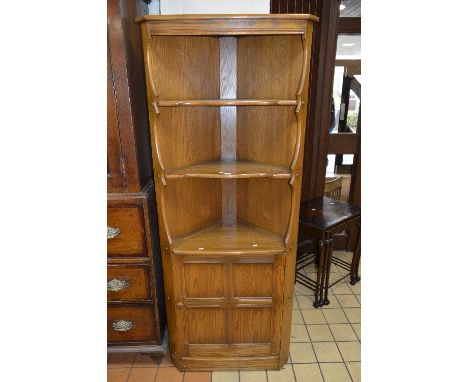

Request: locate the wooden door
(172, 254), (285, 359)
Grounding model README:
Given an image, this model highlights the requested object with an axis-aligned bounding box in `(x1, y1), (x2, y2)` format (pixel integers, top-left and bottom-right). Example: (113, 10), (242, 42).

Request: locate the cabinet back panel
(151, 36), (220, 99)
(158, 107), (221, 169)
(164, 178), (222, 239)
(237, 35), (303, 99)
(237, 178), (291, 236)
(237, 106), (297, 168)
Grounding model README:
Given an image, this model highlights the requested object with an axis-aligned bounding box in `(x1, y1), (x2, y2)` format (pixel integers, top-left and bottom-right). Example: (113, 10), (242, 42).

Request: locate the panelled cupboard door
(172, 254), (285, 359)
(107, 34), (126, 191)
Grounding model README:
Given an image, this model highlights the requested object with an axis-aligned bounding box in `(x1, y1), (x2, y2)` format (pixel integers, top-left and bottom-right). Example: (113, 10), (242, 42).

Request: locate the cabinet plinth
(139, 14), (317, 370)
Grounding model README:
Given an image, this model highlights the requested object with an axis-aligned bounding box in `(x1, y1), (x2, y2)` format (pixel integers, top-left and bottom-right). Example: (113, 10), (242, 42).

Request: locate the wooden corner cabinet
(138, 14), (318, 370)
(107, 0), (166, 353)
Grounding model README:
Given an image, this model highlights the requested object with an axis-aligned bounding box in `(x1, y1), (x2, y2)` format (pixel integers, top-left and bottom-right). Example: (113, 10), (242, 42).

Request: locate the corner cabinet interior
(138, 15), (317, 370)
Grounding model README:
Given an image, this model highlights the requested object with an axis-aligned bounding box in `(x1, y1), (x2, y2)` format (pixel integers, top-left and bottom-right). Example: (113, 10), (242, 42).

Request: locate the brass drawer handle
(107, 226), (121, 239)
(112, 320), (134, 332)
(107, 279), (129, 292)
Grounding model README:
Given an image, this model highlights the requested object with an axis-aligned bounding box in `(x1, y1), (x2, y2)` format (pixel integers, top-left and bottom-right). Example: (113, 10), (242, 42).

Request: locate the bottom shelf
(172, 221), (286, 255)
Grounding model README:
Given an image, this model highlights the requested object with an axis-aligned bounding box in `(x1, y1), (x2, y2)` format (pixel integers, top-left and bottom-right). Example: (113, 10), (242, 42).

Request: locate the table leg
(322, 234), (334, 306)
(314, 239), (326, 308)
(350, 221), (361, 285)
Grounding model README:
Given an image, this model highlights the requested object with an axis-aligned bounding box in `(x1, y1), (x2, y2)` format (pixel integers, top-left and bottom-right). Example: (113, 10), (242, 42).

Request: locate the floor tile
(320, 362), (352, 382)
(155, 366), (184, 382)
(133, 353), (160, 368)
(158, 352), (174, 367)
(289, 342), (317, 363)
(292, 296), (300, 309)
(293, 363), (324, 382)
(267, 364), (295, 382)
(212, 371), (239, 382)
(337, 342), (360, 362)
(184, 371), (212, 382)
(323, 308), (348, 324)
(239, 370), (267, 382)
(321, 295), (339, 308)
(331, 283), (353, 295)
(127, 367), (158, 382)
(307, 324), (334, 342)
(295, 283), (314, 296)
(290, 324), (310, 342)
(346, 362), (361, 382)
(291, 309), (304, 324)
(336, 294), (360, 308)
(349, 282), (361, 294)
(351, 324), (361, 340)
(107, 368), (131, 382)
(301, 309), (326, 324)
(343, 308), (361, 324)
(329, 324), (358, 341)
(313, 342), (343, 363)
(107, 353), (135, 368)
(297, 295), (316, 309)
(354, 295), (361, 303)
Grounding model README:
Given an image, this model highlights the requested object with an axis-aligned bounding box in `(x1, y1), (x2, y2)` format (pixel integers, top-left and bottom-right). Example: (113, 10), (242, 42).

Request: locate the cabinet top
(135, 13), (319, 23)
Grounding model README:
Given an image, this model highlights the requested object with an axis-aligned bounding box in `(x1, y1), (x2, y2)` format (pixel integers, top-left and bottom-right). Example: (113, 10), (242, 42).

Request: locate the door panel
(231, 308), (271, 343)
(187, 308), (226, 344)
(174, 254), (284, 358)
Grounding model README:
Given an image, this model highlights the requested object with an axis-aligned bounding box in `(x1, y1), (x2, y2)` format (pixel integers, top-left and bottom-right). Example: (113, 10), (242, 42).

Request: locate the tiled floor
(108, 250), (360, 382)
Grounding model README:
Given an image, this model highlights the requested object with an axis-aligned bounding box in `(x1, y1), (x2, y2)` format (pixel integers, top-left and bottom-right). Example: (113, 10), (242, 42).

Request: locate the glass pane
(340, 0), (361, 17)
(326, 154), (354, 203)
(336, 35), (361, 60)
(346, 89), (360, 133)
(331, 66), (344, 133)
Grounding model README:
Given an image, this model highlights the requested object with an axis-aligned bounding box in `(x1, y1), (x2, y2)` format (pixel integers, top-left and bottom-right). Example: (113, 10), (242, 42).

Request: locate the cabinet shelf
(158, 99), (297, 107)
(172, 221), (285, 255)
(166, 160), (291, 179)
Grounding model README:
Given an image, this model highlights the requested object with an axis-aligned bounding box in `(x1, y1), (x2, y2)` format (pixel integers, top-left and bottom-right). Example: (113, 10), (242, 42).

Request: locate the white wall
(156, 0), (269, 15)
(148, 0), (160, 15)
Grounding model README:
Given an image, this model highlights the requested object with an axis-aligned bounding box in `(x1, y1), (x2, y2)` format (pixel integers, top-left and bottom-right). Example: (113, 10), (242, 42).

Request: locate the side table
(297, 197), (361, 307)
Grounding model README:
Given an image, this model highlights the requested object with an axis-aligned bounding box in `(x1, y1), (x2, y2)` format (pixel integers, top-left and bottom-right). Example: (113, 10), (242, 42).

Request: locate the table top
(300, 197), (361, 231)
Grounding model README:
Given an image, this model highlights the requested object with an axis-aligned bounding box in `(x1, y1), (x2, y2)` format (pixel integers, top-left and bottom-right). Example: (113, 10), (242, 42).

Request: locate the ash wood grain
(237, 178), (291, 236)
(139, 15), (316, 370)
(158, 99), (297, 107)
(220, 37), (238, 225)
(238, 35), (303, 99)
(233, 264), (273, 297)
(138, 15), (317, 36)
(237, 106), (297, 168)
(163, 178), (222, 240)
(158, 107), (220, 170)
(150, 36), (219, 100)
(165, 160), (291, 179)
(172, 221), (285, 255)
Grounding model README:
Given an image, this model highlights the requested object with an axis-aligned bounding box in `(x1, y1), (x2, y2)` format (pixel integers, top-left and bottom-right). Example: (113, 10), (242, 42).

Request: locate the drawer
(107, 206), (146, 256)
(108, 305), (156, 343)
(107, 265), (151, 302)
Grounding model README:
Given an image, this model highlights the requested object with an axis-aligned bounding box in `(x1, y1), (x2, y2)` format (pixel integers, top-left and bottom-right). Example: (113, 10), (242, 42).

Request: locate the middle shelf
(165, 159), (291, 179)
(172, 220), (286, 255)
